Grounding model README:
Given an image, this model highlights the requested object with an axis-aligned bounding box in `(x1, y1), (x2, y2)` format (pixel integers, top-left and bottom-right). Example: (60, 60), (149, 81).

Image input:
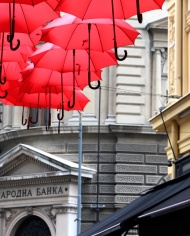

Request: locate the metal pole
(96, 86), (101, 222)
(77, 111), (82, 235)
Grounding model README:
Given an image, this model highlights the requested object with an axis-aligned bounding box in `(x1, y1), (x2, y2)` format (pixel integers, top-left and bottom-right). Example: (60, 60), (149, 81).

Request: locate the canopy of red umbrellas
(0, 0), (165, 131)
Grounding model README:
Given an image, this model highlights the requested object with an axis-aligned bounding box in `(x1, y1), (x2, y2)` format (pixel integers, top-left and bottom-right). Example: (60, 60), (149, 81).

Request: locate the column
(174, 0), (182, 97)
(186, 8), (190, 93)
(2, 105), (12, 130)
(0, 209), (4, 236)
(54, 205), (77, 236)
(105, 66), (116, 124)
(151, 48), (162, 112)
(12, 107), (22, 129)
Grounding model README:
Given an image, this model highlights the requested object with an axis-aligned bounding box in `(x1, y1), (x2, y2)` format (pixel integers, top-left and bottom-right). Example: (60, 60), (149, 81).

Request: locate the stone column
(2, 105), (12, 130)
(12, 107), (22, 129)
(0, 209), (4, 236)
(151, 48), (162, 112)
(186, 11), (190, 93)
(105, 66), (116, 124)
(54, 205), (77, 236)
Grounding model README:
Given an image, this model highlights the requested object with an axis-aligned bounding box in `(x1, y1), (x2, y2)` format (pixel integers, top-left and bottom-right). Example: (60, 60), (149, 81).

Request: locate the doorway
(15, 215), (51, 236)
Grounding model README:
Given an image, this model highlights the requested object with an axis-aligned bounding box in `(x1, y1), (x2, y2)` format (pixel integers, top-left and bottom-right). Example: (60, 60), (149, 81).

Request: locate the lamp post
(77, 111), (82, 235)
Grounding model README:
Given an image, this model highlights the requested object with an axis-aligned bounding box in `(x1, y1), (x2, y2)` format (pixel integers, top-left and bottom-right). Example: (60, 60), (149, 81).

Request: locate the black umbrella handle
(136, 0), (143, 23)
(0, 90), (8, 98)
(21, 106), (27, 126)
(111, 0), (127, 61)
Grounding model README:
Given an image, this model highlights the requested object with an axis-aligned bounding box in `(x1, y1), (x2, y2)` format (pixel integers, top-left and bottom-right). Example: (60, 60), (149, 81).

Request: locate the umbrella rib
(64, 23), (80, 50)
(94, 24), (104, 52)
(119, 25), (138, 45)
(82, 0), (92, 20)
(119, 0), (126, 19)
(20, 4), (31, 34)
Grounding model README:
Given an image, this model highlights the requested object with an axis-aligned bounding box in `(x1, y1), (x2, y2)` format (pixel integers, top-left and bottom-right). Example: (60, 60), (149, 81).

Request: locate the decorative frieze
(146, 155), (167, 164)
(82, 185), (97, 194)
(82, 195), (115, 203)
(34, 144), (65, 153)
(116, 154), (144, 163)
(159, 166), (168, 174)
(115, 185), (151, 194)
(158, 144), (167, 154)
(100, 164), (115, 173)
(115, 195), (139, 204)
(99, 185), (115, 194)
(146, 175), (163, 184)
(68, 143), (97, 152)
(116, 164), (157, 174)
(116, 143), (157, 153)
(115, 174), (144, 184)
(100, 144), (116, 152)
(83, 154), (115, 163)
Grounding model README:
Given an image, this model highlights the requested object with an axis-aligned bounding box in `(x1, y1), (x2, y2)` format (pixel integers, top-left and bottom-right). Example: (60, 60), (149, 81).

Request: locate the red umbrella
(30, 43), (118, 72)
(0, 2), (60, 50)
(0, 61), (27, 98)
(0, 85), (90, 129)
(20, 64), (102, 91)
(56, 0), (165, 22)
(0, 32), (32, 86)
(29, 42), (117, 94)
(19, 63), (100, 118)
(56, 0), (164, 59)
(41, 14), (139, 59)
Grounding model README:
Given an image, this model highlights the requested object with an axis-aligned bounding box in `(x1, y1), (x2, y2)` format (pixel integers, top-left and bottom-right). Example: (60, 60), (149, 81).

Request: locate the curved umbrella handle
(57, 103), (64, 120)
(0, 76), (7, 85)
(68, 89), (76, 109)
(46, 109), (51, 131)
(136, 0), (143, 23)
(58, 120), (61, 134)
(0, 65), (6, 85)
(10, 37), (20, 51)
(30, 108), (39, 124)
(0, 90), (8, 98)
(88, 71), (100, 89)
(114, 41), (127, 61)
(22, 106), (27, 126)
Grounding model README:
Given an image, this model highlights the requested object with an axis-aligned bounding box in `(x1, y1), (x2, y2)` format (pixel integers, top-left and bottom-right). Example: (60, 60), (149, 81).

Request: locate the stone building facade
(0, 4), (169, 236)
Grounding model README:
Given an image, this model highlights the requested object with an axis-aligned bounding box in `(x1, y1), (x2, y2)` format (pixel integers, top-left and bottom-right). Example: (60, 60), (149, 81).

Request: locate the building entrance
(15, 216), (51, 236)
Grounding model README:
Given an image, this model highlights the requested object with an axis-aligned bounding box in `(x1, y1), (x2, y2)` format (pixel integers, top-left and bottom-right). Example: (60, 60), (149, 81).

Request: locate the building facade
(150, 0), (190, 179)
(0, 4), (169, 236)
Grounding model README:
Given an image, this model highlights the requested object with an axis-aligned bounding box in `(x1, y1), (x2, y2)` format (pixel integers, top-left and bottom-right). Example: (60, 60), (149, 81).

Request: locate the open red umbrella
(0, 61), (27, 98)
(20, 64), (102, 92)
(0, 2), (60, 50)
(41, 14), (139, 60)
(0, 31), (32, 88)
(0, 86), (90, 129)
(56, 0), (164, 60)
(57, 0), (165, 22)
(29, 42), (117, 94)
(19, 63), (100, 119)
(30, 43), (118, 73)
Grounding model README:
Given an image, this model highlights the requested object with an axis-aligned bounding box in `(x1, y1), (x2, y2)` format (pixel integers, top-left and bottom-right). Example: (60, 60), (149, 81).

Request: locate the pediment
(147, 17), (168, 30)
(0, 144), (95, 180)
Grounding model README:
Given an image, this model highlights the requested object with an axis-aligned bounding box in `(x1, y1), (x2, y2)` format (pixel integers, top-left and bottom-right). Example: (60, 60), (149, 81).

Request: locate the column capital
(53, 204), (77, 215)
(151, 47), (166, 53)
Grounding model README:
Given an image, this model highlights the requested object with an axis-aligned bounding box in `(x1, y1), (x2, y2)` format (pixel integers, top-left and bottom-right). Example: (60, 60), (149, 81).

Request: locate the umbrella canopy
(57, 0), (165, 22)
(0, 61), (27, 97)
(0, 2), (60, 50)
(0, 86), (90, 128)
(30, 43), (118, 73)
(56, 0), (164, 60)
(20, 64), (102, 92)
(29, 42), (117, 92)
(41, 14), (139, 52)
